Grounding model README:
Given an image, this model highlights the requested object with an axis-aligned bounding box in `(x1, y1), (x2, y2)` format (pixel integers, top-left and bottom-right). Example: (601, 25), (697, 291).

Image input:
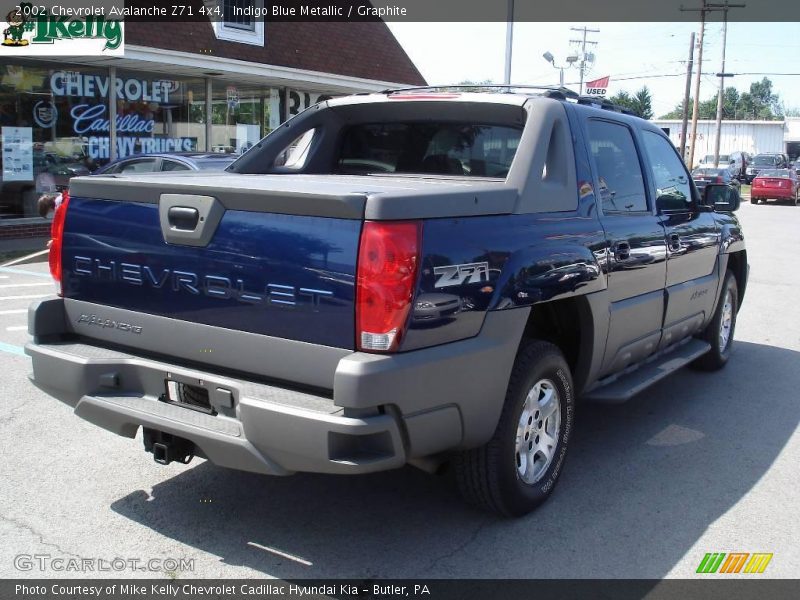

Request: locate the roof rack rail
(576, 96), (637, 116)
(381, 84), (580, 99)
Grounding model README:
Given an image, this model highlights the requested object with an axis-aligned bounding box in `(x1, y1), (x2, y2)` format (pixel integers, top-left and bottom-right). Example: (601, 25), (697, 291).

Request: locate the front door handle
(614, 241), (631, 261)
(668, 233), (682, 252)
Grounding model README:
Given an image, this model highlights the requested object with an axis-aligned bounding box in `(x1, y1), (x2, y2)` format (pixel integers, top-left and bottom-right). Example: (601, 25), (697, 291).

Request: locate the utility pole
(681, 0), (707, 170)
(711, 2), (744, 167)
(680, 31), (695, 159)
(570, 26), (599, 95)
(504, 0), (514, 85)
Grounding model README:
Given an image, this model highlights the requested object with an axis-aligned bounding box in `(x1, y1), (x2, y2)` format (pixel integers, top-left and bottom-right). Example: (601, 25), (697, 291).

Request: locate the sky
(387, 22), (800, 118)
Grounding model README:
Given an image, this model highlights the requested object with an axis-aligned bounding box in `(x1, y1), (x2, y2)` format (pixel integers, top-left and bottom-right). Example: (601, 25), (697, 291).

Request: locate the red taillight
(356, 221), (421, 352)
(48, 190), (70, 295)
(715, 176), (723, 183)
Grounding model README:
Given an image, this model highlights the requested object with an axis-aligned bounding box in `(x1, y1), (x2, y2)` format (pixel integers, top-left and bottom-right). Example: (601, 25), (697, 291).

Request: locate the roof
(652, 119), (785, 126)
(327, 88), (650, 122)
(125, 21), (425, 86)
(106, 153), (237, 161)
(327, 91), (532, 108)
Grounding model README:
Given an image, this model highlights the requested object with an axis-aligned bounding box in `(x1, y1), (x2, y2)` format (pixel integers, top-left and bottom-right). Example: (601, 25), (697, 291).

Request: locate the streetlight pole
(504, 0), (514, 85)
(542, 52), (566, 89)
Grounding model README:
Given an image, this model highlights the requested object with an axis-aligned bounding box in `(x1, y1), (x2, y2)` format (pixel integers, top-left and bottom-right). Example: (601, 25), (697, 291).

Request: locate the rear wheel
(692, 270), (738, 371)
(454, 341), (575, 516)
(750, 197), (758, 205)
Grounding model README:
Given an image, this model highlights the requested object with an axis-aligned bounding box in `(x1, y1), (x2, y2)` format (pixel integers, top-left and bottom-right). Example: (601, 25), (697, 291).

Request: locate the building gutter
(124, 45), (410, 93)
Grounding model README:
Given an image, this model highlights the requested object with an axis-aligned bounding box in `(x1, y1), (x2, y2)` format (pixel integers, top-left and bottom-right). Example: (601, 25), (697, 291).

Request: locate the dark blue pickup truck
(26, 88), (747, 516)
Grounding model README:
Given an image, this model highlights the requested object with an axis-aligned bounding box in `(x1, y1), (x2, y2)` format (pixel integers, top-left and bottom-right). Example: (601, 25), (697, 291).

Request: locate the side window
(274, 128), (316, 169)
(586, 120), (648, 213)
(641, 130), (693, 211)
(161, 160), (191, 172)
(118, 158), (158, 174)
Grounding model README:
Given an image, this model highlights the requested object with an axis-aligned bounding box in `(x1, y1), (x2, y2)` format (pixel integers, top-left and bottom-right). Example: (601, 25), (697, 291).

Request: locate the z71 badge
(433, 262), (489, 288)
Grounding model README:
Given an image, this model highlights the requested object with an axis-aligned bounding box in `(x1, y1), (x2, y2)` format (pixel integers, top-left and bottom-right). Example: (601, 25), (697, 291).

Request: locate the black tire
(454, 340), (575, 517)
(692, 270), (738, 371)
(750, 197), (758, 205)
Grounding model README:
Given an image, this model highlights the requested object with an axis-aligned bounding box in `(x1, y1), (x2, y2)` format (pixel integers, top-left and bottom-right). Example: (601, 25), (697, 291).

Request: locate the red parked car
(750, 169), (800, 206)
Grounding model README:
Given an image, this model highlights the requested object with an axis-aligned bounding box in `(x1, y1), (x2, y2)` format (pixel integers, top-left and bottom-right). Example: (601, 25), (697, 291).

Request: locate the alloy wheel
(515, 379), (561, 484)
(719, 289), (734, 352)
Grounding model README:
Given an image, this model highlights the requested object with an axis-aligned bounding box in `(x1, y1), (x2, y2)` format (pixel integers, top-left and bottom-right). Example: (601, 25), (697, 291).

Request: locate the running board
(582, 339), (712, 404)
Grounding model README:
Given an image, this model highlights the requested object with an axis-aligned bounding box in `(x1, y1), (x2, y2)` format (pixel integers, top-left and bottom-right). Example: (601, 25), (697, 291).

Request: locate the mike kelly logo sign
(1, 2), (124, 56)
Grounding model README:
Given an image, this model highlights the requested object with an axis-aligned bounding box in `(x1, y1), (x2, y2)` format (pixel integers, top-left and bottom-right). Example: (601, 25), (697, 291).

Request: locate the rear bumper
(751, 190), (793, 199)
(26, 298), (527, 475)
(26, 340), (406, 475)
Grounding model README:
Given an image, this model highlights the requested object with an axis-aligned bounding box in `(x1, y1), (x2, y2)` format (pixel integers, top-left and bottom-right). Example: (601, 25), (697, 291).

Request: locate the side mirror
(704, 183), (740, 212)
(656, 187), (690, 213)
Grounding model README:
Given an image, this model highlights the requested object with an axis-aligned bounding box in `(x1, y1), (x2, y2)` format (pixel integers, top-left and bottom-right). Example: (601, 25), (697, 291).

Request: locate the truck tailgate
(63, 173), (365, 350)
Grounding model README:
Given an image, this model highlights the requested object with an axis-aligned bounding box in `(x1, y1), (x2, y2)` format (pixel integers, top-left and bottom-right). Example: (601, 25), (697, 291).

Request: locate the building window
(223, 0), (255, 31)
(213, 0), (264, 46)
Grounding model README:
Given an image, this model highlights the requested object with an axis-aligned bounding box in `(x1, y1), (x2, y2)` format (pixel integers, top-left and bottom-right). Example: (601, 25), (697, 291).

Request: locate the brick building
(0, 13), (424, 248)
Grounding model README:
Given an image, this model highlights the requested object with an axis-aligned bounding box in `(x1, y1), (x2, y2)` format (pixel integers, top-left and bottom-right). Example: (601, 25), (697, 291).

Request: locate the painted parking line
(0, 249), (48, 267)
(0, 341), (25, 357)
(0, 309), (27, 315)
(0, 283), (53, 289)
(0, 275), (8, 279)
(0, 267), (52, 279)
(6, 326), (27, 331)
(0, 294), (52, 301)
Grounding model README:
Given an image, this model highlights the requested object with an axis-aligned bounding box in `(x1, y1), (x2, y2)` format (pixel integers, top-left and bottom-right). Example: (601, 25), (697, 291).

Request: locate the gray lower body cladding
(26, 298), (528, 475)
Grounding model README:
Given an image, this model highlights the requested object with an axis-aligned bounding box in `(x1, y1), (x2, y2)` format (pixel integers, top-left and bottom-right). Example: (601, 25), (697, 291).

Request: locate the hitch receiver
(143, 428), (195, 465)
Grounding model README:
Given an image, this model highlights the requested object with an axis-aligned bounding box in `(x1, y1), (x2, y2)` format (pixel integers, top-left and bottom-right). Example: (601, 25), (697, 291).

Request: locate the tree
(659, 77), (783, 121)
(609, 87), (653, 119)
(455, 79), (495, 92)
(631, 87), (654, 120)
(608, 90), (632, 109)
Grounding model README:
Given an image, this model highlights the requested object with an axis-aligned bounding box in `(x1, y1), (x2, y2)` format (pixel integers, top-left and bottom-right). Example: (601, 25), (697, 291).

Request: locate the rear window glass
(194, 159), (236, 171)
(753, 155), (778, 166)
(336, 122), (522, 177)
(758, 169), (790, 178)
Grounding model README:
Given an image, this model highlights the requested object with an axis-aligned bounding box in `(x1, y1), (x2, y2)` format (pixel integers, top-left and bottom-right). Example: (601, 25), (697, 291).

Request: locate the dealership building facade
(0, 17), (424, 245)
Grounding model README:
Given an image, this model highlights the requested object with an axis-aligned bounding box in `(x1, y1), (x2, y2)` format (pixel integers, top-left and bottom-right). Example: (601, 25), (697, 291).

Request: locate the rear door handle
(668, 233), (682, 252)
(167, 206), (199, 231)
(613, 241), (631, 261)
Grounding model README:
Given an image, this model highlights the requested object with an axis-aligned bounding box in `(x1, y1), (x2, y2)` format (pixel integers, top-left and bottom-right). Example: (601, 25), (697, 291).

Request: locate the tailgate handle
(159, 194), (223, 247)
(167, 206), (199, 231)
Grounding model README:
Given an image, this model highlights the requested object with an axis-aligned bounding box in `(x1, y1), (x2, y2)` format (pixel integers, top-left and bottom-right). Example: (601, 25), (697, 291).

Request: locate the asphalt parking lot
(1, 195), (798, 580)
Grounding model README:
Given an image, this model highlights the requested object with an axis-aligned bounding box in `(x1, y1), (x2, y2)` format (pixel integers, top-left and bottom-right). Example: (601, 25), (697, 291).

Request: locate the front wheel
(454, 341), (575, 516)
(692, 270), (738, 371)
(750, 197), (758, 205)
